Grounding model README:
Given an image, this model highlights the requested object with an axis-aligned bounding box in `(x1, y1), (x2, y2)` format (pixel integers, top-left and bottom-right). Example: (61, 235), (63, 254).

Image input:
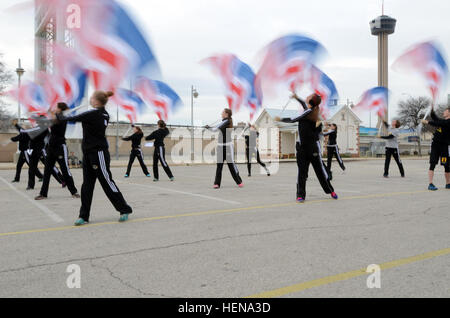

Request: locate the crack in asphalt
(0, 208), (438, 274)
(0, 227), (295, 276)
(89, 259), (176, 298)
(0, 206), (447, 279)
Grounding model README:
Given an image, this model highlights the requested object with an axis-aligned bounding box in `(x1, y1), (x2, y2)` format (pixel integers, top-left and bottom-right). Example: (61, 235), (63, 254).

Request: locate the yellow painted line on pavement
(0, 189), (429, 238)
(246, 247), (450, 298)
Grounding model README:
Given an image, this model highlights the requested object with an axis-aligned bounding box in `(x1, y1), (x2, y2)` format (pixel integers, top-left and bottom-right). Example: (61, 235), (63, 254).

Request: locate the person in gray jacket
(380, 120), (405, 178)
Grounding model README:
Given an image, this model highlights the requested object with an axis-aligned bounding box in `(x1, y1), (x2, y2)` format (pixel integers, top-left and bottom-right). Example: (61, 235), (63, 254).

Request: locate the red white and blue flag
(201, 54), (262, 119)
(135, 77), (183, 121)
(113, 88), (147, 123)
(354, 87), (389, 118)
(67, 0), (160, 91)
(309, 66), (338, 119)
(393, 41), (448, 103)
(7, 80), (49, 116)
(37, 45), (88, 111)
(256, 34), (326, 95)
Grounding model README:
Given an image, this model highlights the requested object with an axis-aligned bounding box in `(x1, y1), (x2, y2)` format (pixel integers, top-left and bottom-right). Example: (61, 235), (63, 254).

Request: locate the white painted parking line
(118, 180), (241, 205)
(0, 176), (63, 223)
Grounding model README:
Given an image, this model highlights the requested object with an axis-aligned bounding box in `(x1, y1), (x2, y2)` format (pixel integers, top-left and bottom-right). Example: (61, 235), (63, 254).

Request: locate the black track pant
(28, 149), (63, 189)
(40, 144), (78, 197)
(79, 150), (132, 222)
(153, 146), (173, 179)
(126, 148), (149, 176)
(246, 146), (267, 175)
(14, 150), (43, 181)
(327, 146), (345, 172)
(296, 142), (334, 199)
(429, 142), (450, 172)
(214, 144), (242, 186)
(384, 147), (404, 176)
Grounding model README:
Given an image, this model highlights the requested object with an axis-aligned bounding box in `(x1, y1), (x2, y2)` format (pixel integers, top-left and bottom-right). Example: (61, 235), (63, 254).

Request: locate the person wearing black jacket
(324, 123), (345, 180)
(145, 120), (174, 181)
(275, 93), (337, 202)
(56, 91), (132, 225)
(19, 120), (64, 190)
(422, 107), (450, 190)
(10, 121), (43, 182)
(205, 108), (243, 189)
(123, 125), (150, 178)
(35, 103), (79, 200)
(243, 124), (270, 177)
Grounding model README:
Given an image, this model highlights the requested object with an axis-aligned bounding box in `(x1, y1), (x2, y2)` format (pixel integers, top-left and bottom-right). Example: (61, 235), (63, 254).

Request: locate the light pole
(191, 86), (199, 161)
(15, 59), (25, 125)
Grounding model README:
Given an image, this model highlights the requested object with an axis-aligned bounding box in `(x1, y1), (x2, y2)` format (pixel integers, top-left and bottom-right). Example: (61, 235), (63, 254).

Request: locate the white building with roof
(254, 106), (362, 158)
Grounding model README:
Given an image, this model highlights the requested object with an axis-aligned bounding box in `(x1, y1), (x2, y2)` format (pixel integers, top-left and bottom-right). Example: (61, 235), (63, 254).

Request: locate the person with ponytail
(35, 102), (80, 200)
(275, 93), (337, 202)
(145, 120), (174, 181)
(205, 108), (243, 189)
(56, 91), (132, 225)
(123, 125), (151, 178)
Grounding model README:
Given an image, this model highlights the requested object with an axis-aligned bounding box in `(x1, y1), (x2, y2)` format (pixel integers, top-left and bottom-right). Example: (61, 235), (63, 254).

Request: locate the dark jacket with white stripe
(57, 108), (110, 153)
(145, 128), (169, 147)
(210, 119), (232, 144)
(48, 121), (67, 149)
(324, 130), (337, 146)
(20, 126), (48, 151)
(281, 96), (321, 149)
(11, 124), (30, 151)
(123, 132), (143, 149)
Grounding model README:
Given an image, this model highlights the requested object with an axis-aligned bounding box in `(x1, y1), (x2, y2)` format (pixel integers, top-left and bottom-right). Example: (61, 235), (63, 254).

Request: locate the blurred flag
(393, 41), (448, 103)
(309, 66), (338, 119)
(113, 88), (147, 123)
(62, 0), (161, 91)
(201, 54), (262, 119)
(256, 34), (326, 95)
(52, 44), (89, 109)
(135, 77), (183, 121)
(354, 87), (389, 118)
(7, 80), (49, 116)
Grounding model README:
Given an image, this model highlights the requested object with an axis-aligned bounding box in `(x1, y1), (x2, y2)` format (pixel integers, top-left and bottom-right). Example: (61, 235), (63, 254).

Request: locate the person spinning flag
(422, 106), (450, 190)
(275, 93), (337, 202)
(123, 125), (151, 178)
(379, 120), (405, 178)
(323, 123), (345, 180)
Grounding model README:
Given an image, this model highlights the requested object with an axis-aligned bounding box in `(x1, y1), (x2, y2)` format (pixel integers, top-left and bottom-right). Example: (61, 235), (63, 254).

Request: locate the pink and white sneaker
(238, 183), (244, 188)
(213, 184), (220, 189)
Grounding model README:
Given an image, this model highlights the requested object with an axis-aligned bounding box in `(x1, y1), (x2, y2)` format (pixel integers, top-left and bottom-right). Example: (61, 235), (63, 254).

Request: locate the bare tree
(0, 54), (13, 132)
(396, 96), (432, 156)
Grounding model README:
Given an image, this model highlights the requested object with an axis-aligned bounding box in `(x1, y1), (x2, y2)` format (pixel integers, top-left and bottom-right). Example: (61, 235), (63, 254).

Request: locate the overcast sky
(1, 0), (449, 126)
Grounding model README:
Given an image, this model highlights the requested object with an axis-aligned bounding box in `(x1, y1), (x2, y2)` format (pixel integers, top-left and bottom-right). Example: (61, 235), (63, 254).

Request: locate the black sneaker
(11, 180), (19, 183)
(34, 195), (47, 200)
(383, 174), (388, 178)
